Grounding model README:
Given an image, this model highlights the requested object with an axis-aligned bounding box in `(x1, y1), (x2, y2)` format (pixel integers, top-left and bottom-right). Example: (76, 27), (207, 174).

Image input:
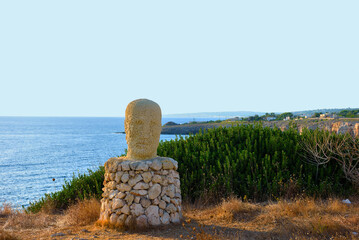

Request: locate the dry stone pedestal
(99, 157), (182, 228)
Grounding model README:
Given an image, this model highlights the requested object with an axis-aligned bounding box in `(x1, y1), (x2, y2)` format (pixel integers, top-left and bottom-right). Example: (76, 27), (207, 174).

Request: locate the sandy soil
(1, 215), (242, 240)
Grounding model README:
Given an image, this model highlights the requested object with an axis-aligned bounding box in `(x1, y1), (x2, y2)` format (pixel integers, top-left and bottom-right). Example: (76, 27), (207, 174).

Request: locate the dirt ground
(3, 215), (241, 240)
(1, 198), (359, 240)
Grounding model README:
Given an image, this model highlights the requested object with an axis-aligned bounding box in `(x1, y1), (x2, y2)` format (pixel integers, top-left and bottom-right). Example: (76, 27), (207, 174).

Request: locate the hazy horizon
(1, 107), (357, 118)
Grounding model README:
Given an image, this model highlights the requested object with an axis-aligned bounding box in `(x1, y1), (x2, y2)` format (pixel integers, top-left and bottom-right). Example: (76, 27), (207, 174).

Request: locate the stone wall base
(99, 157), (182, 228)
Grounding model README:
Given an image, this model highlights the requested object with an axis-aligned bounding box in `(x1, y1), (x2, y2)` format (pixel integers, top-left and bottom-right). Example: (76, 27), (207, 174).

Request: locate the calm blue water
(0, 117), (214, 208)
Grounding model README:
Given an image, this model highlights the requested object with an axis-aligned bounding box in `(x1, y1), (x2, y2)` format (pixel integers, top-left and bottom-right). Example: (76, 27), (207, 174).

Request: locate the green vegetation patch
(337, 109), (359, 118)
(27, 124), (357, 213)
(27, 167), (104, 213)
(158, 124), (355, 201)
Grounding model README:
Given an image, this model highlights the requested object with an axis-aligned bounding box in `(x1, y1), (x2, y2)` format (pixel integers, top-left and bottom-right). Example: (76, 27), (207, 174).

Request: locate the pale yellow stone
(124, 99), (162, 160)
(142, 172), (152, 183)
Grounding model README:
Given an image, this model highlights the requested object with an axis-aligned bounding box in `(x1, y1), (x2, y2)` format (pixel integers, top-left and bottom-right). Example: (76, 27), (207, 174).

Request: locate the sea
(0, 117), (214, 208)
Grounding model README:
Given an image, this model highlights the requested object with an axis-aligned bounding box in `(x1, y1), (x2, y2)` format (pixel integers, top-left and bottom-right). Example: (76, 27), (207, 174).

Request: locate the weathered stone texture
(99, 157), (182, 227)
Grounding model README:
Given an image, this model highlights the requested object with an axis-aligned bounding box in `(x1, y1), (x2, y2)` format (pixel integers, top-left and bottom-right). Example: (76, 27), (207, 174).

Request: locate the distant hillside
(164, 111), (266, 119)
(293, 108), (359, 116)
(164, 108), (358, 119)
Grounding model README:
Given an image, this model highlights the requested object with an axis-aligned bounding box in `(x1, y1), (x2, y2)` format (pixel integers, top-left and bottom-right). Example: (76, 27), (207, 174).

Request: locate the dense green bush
(337, 109), (359, 118)
(158, 124), (355, 201)
(27, 124), (357, 213)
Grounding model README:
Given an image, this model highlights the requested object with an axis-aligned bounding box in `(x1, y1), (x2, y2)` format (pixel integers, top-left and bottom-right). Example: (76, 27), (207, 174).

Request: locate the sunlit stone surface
(99, 99), (182, 228)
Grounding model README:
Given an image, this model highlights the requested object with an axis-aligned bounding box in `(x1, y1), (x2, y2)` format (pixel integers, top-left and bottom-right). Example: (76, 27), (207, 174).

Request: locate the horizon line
(1, 107), (357, 118)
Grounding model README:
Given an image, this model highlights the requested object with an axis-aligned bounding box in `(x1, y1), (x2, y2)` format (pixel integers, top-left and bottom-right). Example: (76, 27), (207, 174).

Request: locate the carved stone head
(124, 99), (162, 160)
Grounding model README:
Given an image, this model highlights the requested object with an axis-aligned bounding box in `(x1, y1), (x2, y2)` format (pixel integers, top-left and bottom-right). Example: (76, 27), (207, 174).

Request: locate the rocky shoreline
(160, 119), (359, 137)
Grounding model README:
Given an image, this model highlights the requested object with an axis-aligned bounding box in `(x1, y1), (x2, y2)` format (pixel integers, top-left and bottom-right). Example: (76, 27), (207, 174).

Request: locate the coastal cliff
(161, 119), (359, 137)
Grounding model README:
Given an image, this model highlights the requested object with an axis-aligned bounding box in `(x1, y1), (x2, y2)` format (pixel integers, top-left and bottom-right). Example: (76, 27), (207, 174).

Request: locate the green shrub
(27, 167), (104, 213)
(27, 124), (357, 213)
(158, 124), (355, 201)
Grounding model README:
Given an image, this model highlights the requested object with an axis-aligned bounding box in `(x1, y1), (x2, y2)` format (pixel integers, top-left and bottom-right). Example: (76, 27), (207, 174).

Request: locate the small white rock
(121, 162), (130, 171)
(159, 200), (166, 209)
(170, 212), (180, 223)
(117, 183), (131, 192)
(162, 195), (170, 203)
(121, 204), (130, 215)
(162, 159), (175, 170)
(115, 171), (124, 182)
(148, 184), (161, 200)
(152, 197), (160, 205)
(112, 199), (125, 209)
(136, 162), (149, 171)
(161, 170), (169, 175)
(128, 175), (143, 187)
(166, 203), (177, 213)
(161, 211), (170, 224)
(141, 198), (151, 208)
(130, 161), (139, 170)
(150, 159), (162, 171)
(142, 172), (152, 183)
(133, 182), (149, 190)
(117, 192), (126, 199)
(109, 190), (119, 200)
(132, 203), (145, 216)
(166, 185), (176, 198)
(145, 205), (161, 226)
(121, 173), (130, 183)
(125, 193), (134, 205)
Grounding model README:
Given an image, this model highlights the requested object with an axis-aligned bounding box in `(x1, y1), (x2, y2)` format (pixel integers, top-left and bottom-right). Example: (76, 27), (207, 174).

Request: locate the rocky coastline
(160, 119), (359, 137)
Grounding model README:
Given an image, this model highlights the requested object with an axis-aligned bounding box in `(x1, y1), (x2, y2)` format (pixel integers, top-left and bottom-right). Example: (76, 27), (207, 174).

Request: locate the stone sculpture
(98, 99), (182, 228)
(124, 99), (162, 160)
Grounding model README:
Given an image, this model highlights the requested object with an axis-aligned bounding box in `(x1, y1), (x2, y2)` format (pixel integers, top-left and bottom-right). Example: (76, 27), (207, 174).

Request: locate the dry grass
(0, 203), (13, 218)
(0, 229), (19, 240)
(184, 197), (359, 239)
(59, 198), (100, 226)
(3, 211), (56, 230)
(1, 197), (358, 239)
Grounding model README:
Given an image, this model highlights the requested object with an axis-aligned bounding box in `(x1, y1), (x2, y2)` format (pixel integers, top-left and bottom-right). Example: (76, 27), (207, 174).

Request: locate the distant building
(319, 113), (329, 118)
(320, 113), (333, 119)
(284, 116), (291, 121)
(266, 117), (276, 121)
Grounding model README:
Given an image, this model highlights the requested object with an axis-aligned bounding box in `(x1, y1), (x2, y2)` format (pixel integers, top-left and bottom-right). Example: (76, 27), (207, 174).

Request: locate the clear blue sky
(1, 1), (358, 117)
